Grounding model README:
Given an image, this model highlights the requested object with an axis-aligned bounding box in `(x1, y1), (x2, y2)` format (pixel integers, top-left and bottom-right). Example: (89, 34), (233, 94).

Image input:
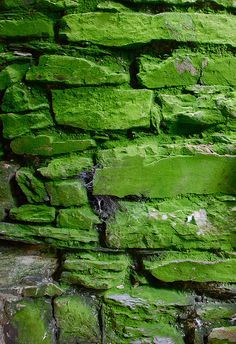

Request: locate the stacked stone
(0, 0), (235, 343)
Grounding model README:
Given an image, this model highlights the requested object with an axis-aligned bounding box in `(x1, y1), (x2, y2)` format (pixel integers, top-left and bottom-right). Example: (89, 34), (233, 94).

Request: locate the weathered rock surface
(9, 204), (56, 223)
(57, 206), (101, 229)
(60, 12), (236, 47)
(0, 161), (19, 211)
(0, 63), (29, 91)
(26, 54), (129, 85)
(62, 251), (130, 290)
(106, 197), (236, 250)
(208, 327), (236, 344)
(94, 143), (236, 197)
(52, 88), (153, 130)
(46, 179), (88, 207)
(143, 252), (236, 282)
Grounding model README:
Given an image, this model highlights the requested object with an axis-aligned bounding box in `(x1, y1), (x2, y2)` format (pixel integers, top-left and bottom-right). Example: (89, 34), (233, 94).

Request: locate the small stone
(57, 206), (101, 229)
(0, 63), (29, 91)
(0, 161), (19, 210)
(208, 327), (236, 344)
(16, 167), (48, 203)
(46, 179), (88, 207)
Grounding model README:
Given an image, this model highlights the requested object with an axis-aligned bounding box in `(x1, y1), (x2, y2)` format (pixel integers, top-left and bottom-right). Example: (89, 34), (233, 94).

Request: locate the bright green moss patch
(0, 63), (29, 91)
(57, 206), (101, 229)
(54, 296), (100, 344)
(38, 155), (93, 179)
(143, 252), (236, 283)
(46, 179), (88, 207)
(52, 87), (153, 130)
(9, 204), (56, 223)
(26, 54), (129, 86)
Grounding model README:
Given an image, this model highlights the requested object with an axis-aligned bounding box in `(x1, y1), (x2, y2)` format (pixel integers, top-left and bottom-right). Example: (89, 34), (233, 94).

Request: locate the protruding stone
(38, 155), (93, 179)
(61, 251), (130, 290)
(0, 63), (29, 91)
(9, 204), (56, 223)
(52, 88), (153, 130)
(208, 327), (236, 344)
(46, 179), (88, 207)
(143, 252), (236, 283)
(26, 55), (129, 85)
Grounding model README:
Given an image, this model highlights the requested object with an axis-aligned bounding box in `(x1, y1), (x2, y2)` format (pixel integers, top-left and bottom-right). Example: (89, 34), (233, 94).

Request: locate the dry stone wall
(0, 0), (236, 343)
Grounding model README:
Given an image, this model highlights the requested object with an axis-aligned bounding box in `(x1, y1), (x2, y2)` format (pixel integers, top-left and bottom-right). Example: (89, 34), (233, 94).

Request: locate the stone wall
(0, 0), (236, 343)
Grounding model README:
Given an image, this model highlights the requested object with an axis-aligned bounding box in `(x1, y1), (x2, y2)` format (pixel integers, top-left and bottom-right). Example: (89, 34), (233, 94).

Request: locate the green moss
(46, 179), (88, 207)
(9, 204), (56, 223)
(208, 327), (236, 344)
(52, 87), (153, 130)
(61, 251), (130, 290)
(0, 161), (19, 210)
(16, 168), (48, 203)
(0, 63), (29, 91)
(26, 54), (129, 86)
(54, 296), (100, 344)
(38, 155), (93, 179)
(57, 206), (101, 229)
(11, 299), (54, 344)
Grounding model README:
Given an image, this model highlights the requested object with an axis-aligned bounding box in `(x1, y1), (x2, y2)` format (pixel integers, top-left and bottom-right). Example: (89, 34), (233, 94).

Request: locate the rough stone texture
(138, 54), (236, 88)
(52, 88), (153, 130)
(94, 143), (236, 197)
(0, 161), (19, 211)
(26, 54), (129, 85)
(62, 251), (130, 289)
(106, 197), (236, 250)
(129, 0), (236, 7)
(54, 296), (101, 344)
(0, 63), (29, 90)
(60, 13), (236, 47)
(208, 327), (236, 344)
(57, 206), (101, 229)
(46, 179), (88, 207)
(9, 204), (56, 223)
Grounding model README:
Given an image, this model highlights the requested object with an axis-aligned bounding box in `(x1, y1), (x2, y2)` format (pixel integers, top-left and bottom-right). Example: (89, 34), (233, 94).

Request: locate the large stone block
(52, 88), (153, 130)
(0, 13), (54, 39)
(57, 206), (101, 229)
(9, 204), (56, 223)
(60, 12), (236, 47)
(26, 55), (129, 86)
(128, 0), (236, 7)
(106, 197), (236, 250)
(143, 252), (236, 283)
(93, 143), (236, 198)
(61, 251), (130, 290)
(138, 54), (236, 88)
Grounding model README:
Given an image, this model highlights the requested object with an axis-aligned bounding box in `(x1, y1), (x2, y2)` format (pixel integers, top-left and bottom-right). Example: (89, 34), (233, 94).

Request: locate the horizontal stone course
(26, 54), (129, 86)
(93, 143), (236, 197)
(52, 88), (153, 130)
(60, 12), (236, 47)
(129, 0), (236, 7)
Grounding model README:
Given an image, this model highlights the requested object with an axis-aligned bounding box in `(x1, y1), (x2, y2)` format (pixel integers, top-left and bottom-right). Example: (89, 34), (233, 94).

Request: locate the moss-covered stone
(138, 54), (236, 88)
(11, 133), (96, 155)
(1, 0), (79, 10)
(197, 302), (236, 329)
(16, 168), (48, 203)
(103, 286), (192, 343)
(54, 296), (101, 344)
(106, 197), (236, 250)
(61, 251), (130, 290)
(0, 222), (99, 248)
(0, 111), (53, 139)
(26, 54), (129, 86)
(208, 327), (236, 344)
(143, 252), (236, 283)
(93, 143), (236, 197)
(0, 13), (54, 39)
(1, 83), (49, 113)
(46, 179), (88, 207)
(9, 204), (56, 223)
(0, 63), (29, 90)
(52, 88), (153, 130)
(9, 299), (54, 344)
(60, 12), (236, 47)
(129, 0), (236, 7)
(57, 206), (101, 229)
(38, 155), (93, 179)
(0, 161), (19, 210)
(0, 244), (57, 289)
